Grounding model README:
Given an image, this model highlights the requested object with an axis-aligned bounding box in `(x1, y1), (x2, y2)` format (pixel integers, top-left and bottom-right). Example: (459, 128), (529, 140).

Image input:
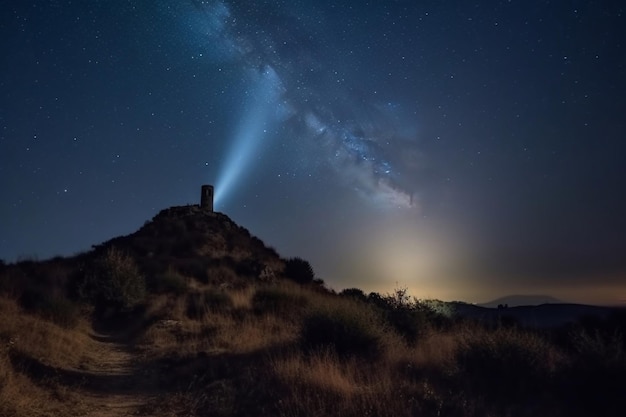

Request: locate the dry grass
(0, 296), (93, 417)
(228, 286), (255, 310)
(3, 275), (624, 417)
(273, 350), (362, 397)
(211, 312), (298, 354)
(139, 286), (299, 358)
(0, 296), (95, 368)
(267, 295), (583, 417)
(271, 348), (432, 417)
(384, 329), (460, 372)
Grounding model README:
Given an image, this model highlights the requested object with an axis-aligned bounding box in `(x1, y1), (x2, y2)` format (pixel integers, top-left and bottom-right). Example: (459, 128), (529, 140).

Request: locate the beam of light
(213, 66), (282, 208)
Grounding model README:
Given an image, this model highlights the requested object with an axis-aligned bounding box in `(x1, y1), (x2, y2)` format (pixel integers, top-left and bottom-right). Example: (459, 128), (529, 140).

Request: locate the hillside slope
(1, 205), (625, 417)
(89, 205), (284, 286)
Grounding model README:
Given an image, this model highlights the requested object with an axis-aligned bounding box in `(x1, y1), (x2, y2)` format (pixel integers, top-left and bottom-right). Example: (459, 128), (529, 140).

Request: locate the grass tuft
(186, 289), (233, 319)
(153, 267), (188, 295)
(300, 298), (386, 359)
(252, 285), (309, 317)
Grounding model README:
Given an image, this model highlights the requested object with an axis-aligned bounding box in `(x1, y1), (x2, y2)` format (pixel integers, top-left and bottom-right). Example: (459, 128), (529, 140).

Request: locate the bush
(339, 288), (367, 302)
(19, 287), (48, 311)
(19, 288), (79, 328)
(556, 329), (626, 415)
(207, 265), (238, 286)
(171, 239), (195, 257)
(366, 288), (431, 345)
(186, 289), (233, 319)
(235, 258), (263, 278)
(300, 300), (385, 359)
(366, 292), (391, 309)
(153, 268), (188, 295)
(383, 287), (413, 310)
(176, 258), (210, 282)
(385, 308), (429, 345)
(284, 257), (315, 284)
(39, 297), (80, 328)
(454, 328), (562, 407)
(252, 286), (308, 317)
(79, 248), (146, 310)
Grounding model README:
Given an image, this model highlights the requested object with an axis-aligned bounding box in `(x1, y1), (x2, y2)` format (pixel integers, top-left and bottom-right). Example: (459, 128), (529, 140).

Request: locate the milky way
(174, 0), (420, 209)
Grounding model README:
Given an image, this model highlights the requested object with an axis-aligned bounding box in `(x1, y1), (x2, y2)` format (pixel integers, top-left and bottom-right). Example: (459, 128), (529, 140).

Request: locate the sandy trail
(73, 333), (160, 417)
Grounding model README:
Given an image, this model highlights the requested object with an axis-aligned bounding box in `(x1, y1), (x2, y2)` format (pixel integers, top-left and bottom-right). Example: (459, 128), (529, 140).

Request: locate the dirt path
(74, 333), (160, 417)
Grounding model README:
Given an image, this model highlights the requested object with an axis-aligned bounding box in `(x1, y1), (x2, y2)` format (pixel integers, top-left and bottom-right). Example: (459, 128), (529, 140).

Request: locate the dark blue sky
(1, 1), (625, 304)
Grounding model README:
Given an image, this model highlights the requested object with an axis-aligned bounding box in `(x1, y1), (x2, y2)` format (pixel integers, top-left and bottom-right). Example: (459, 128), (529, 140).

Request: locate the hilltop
(89, 205), (286, 288)
(1, 205), (625, 417)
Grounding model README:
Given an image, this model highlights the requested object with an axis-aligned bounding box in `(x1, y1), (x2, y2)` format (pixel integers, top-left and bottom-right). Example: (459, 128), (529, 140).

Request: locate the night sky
(1, 1), (625, 305)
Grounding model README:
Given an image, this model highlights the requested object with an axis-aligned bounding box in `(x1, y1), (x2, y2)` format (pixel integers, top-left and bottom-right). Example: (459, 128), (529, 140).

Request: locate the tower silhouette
(201, 185), (214, 212)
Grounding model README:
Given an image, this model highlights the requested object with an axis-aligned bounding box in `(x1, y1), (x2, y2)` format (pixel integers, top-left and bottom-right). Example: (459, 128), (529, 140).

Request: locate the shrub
(153, 268), (188, 295)
(556, 329), (626, 415)
(366, 288), (432, 345)
(186, 289), (233, 319)
(19, 288), (79, 328)
(284, 257), (315, 284)
(79, 247), (146, 310)
(300, 300), (385, 359)
(39, 297), (80, 328)
(252, 286), (308, 317)
(454, 328), (562, 407)
(186, 293), (207, 319)
(176, 258), (210, 282)
(339, 288), (367, 302)
(385, 307), (429, 345)
(19, 287), (48, 312)
(202, 289), (233, 311)
(171, 239), (195, 257)
(367, 292), (391, 309)
(207, 265), (238, 286)
(384, 287), (413, 310)
(264, 245), (280, 259)
(235, 258), (263, 278)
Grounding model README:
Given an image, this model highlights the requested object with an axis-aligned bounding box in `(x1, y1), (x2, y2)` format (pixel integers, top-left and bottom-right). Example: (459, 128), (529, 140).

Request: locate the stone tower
(201, 185), (214, 212)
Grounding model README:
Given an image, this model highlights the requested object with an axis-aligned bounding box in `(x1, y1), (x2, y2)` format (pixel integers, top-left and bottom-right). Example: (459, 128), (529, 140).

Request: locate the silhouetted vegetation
(2, 206), (625, 417)
(339, 287), (367, 302)
(453, 328), (563, 410)
(252, 285), (308, 317)
(186, 289), (233, 319)
(300, 300), (385, 359)
(234, 257), (263, 278)
(19, 288), (79, 329)
(78, 247), (146, 311)
(284, 257), (315, 284)
(153, 268), (188, 295)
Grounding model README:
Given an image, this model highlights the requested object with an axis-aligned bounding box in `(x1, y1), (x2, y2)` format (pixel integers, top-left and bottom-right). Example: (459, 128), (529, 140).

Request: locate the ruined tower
(200, 185), (214, 212)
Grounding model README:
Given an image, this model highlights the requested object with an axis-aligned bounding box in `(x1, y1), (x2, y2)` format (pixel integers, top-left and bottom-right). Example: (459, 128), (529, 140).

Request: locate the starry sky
(1, 1), (625, 305)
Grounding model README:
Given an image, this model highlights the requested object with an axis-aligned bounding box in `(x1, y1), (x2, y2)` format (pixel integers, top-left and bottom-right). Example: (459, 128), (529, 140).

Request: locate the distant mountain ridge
(479, 294), (563, 308)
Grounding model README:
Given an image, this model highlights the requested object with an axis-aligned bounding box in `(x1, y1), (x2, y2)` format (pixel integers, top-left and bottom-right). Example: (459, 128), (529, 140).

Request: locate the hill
(0, 205), (289, 316)
(88, 205), (286, 288)
(1, 205), (625, 417)
(452, 301), (614, 328)
(479, 294), (563, 308)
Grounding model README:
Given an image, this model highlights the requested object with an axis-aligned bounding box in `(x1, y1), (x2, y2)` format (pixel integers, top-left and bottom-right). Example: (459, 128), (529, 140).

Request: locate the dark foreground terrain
(1, 206), (625, 416)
